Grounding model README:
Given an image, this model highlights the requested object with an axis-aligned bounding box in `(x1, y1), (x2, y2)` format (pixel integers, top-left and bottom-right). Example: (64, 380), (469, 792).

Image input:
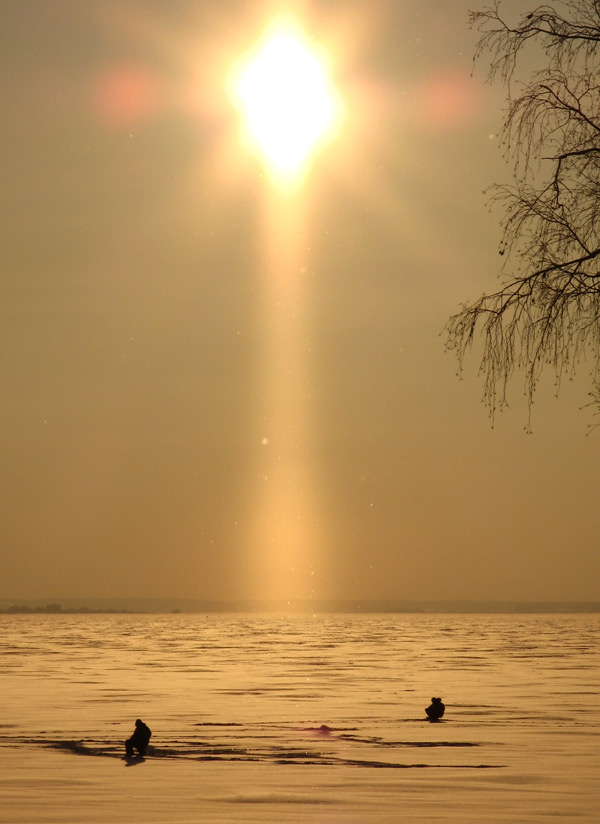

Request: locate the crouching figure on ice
(125, 718), (152, 757)
(425, 697), (445, 722)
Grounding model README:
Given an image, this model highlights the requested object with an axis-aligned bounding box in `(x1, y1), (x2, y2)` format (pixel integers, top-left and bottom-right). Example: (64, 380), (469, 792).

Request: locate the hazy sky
(2, 0), (598, 604)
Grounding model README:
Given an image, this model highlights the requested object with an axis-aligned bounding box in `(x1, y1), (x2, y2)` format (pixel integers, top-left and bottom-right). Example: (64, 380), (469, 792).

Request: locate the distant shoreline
(0, 603), (138, 615)
(1, 598), (599, 614)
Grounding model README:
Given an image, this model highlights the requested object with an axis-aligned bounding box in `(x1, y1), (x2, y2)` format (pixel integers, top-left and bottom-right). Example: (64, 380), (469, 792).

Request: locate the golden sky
(1, 0), (598, 604)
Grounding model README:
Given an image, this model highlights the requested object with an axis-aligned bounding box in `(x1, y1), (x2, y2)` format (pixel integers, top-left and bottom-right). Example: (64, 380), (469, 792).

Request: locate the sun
(232, 19), (341, 187)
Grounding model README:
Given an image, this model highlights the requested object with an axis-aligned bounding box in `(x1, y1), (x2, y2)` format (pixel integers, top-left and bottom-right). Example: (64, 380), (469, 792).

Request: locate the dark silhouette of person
(425, 697), (445, 721)
(125, 718), (151, 757)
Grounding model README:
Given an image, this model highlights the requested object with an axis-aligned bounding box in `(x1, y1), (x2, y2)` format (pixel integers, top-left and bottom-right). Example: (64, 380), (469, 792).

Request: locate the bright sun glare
(233, 20), (340, 185)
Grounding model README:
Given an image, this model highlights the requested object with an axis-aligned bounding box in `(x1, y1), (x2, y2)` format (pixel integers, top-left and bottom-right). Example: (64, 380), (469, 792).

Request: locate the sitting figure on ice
(125, 718), (152, 757)
(425, 697), (445, 722)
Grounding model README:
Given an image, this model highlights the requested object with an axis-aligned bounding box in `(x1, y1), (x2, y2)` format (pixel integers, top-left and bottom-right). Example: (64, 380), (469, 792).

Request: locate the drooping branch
(447, 1), (600, 425)
(471, 2), (600, 83)
(447, 249), (600, 421)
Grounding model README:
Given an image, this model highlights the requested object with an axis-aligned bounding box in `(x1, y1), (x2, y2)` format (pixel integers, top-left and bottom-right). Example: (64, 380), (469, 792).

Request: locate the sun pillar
(249, 197), (321, 604)
(231, 18), (340, 605)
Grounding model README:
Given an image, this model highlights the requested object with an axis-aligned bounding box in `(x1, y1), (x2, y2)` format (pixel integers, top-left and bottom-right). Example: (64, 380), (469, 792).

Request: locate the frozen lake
(1, 612), (598, 822)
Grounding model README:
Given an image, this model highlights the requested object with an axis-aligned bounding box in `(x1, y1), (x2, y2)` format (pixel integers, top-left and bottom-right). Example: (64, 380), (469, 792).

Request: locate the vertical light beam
(249, 198), (324, 603)
(231, 19), (340, 604)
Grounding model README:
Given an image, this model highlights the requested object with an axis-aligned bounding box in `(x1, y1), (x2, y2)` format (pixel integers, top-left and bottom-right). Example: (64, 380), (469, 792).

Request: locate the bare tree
(446, 1), (600, 426)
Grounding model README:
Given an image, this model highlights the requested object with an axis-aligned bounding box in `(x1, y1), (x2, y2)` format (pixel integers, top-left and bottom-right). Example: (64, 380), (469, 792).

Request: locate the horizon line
(1, 596), (599, 614)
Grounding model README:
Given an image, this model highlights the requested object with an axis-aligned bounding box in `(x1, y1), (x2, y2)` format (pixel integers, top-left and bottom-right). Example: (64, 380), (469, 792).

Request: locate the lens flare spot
(418, 71), (479, 130)
(93, 64), (161, 126)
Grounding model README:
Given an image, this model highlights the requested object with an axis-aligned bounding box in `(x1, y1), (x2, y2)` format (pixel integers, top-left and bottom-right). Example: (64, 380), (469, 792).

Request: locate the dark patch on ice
(338, 733), (479, 748)
(196, 755), (259, 763)
(193, 721), (244, 727)
(275, 757), (501, 769)
(18, 729), (498, 771)
(223, 792), (338, 804)
(46, 740), (120, 758)
(333, 758), (502, 769)
(273, 749), (323, 760)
